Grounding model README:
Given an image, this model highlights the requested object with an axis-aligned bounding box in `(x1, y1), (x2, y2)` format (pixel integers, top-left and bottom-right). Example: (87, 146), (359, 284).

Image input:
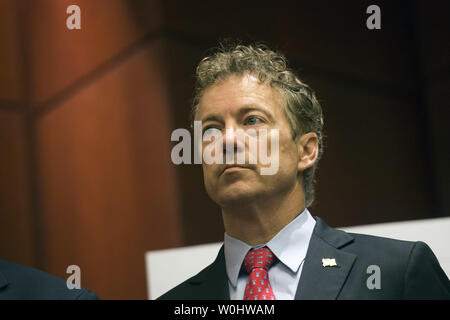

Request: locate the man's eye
(202, 126), (212, 133)
(245, 116), (263, 125)
(202, 127), (221, 136)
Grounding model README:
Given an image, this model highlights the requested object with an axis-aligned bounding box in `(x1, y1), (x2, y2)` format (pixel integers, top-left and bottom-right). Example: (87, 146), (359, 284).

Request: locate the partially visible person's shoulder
(343, 231), (421, 270)
(0, 259), (99, 300)
(319, 224), (449, 299)
(346, 231), (416, 254)
(314, 216), (417, 258)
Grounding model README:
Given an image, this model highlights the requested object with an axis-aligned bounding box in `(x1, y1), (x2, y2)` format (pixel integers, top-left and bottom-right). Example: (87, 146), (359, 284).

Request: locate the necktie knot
(243, 247), (275, 273)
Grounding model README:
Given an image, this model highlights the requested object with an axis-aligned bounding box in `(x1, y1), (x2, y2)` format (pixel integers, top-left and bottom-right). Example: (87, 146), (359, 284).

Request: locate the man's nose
(223, 126), (237, 149)
(222, 126), (244, 154)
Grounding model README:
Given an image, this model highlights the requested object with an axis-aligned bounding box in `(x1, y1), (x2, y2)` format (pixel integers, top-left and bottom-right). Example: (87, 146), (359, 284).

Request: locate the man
(158, 43), (450, 300)
(0, 259), (98, 299)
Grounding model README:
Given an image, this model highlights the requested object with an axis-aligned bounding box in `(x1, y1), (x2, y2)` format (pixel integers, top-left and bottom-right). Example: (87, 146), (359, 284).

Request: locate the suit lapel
(188, 245), (230, 299)
(295, 217), (356, 300)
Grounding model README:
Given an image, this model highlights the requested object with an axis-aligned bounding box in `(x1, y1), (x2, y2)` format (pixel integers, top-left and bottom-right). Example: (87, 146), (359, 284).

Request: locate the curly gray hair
(191, 42), (324, 207)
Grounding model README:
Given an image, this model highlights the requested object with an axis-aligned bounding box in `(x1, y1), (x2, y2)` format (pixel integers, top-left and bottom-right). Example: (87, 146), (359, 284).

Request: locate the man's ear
(297, 132), (319, 172)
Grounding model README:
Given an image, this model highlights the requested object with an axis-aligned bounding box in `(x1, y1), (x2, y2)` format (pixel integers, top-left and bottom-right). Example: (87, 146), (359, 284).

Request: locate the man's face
(196, 74), (301, 208)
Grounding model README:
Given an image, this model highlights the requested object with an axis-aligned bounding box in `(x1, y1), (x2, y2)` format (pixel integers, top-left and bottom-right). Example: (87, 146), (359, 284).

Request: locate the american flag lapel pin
(322, 258), (338, 267)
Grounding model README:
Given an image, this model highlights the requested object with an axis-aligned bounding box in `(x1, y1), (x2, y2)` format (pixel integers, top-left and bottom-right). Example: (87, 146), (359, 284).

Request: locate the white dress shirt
(224, 208), (316, 300)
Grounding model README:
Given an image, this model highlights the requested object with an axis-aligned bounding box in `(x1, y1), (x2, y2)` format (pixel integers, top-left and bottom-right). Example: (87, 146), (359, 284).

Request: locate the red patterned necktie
(243, 246), (276, 300)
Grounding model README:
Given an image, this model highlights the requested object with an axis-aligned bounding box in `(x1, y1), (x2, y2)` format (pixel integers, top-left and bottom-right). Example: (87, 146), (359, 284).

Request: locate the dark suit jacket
(158, 216), (450, 300)
(0, 260), (99, 300)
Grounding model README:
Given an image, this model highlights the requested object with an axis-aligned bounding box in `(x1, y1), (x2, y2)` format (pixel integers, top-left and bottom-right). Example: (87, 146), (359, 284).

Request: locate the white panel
(146, 242), (222, 300)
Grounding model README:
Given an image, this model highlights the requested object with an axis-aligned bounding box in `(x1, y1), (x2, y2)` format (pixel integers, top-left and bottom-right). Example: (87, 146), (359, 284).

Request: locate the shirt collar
(224, 208), (316, 287)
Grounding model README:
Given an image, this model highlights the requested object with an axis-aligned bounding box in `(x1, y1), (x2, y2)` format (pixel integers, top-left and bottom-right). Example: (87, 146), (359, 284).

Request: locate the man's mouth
(220, 164), (250, 175)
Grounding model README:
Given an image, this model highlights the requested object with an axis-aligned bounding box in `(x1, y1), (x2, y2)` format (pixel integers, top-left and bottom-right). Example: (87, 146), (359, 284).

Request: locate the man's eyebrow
(200, 113), (222, 124)
(238, 105), (275, 120)
(200, 105), (275, 124)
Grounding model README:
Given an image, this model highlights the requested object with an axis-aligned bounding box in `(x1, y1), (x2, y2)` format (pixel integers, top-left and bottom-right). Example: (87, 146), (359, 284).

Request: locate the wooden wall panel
(415, 1), (450, 78)
(162, 40), (224, 245)
(161, 1), (415, 90)
(0, 0), (23, 102)
(426, 79), (450, 218)
(26, 0), (163, 104)
(305, 75), (430, 227)
(36, 40), (181, 299)
(415, 1), (450, 217)
(0, 110), (34, 265)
